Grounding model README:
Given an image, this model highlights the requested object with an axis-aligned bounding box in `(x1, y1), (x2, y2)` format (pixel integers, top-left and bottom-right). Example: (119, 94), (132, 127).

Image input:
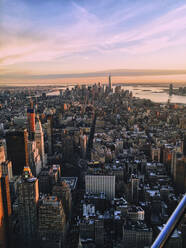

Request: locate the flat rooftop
(60, 177), (78, 191)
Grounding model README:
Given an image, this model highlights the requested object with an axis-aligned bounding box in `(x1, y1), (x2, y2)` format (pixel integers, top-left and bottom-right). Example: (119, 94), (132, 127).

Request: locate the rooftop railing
(151, 194), (186, 248)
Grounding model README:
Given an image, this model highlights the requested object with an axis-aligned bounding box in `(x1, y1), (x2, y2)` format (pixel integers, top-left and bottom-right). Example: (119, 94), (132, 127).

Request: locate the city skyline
(1, 0), (186, 84)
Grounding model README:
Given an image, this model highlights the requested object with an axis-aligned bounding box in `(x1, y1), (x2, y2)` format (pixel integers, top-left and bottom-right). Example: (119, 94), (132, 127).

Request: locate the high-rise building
(27, 139), (42, 176)
(173, 156), (186, 193)
(79, 204), (104, 247)
(0, 161), (13, 183)
(27, 108), (36, 141)
(80, 134), (87, 158)
(109, 74), (112, 90)
(0, 171), (12, 248)
(6, 129), (29, 175)
(52, 181), (72, 221)
(17, 167), (39, 241)
(123, 220), (152, 248)
(0, 143), (6, 164)
(85, 175), (115, 200)
(169, 83), (173, 95)
(131, 175), (139, 203)
(61, 133), (74, 162)
(151, 147), (161, 162)
(47, 115), (53, 155)
(171, 151), (182, 177)
(38, 165), (61, 193)
(35, 117), (45, 166)
(38, 168), (51, 194)
(182, 134), (186, 156)
(0, 174), (5, 248)
(38, 196), (66, 248)
(95, 219), (104, 246)
(60, 89), (63, 97)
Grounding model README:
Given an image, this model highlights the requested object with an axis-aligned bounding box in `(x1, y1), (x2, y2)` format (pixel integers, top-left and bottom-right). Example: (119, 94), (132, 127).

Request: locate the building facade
(6, 130), (29, 175)
(85, 175), (115, 200)
(38, 196), (66, 248)
(17, 167), (39, 240)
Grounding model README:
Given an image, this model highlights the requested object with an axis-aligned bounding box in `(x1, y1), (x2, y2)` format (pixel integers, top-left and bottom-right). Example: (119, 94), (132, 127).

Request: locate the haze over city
(1, 0), (186, 85)
(1, 1), (186, 248)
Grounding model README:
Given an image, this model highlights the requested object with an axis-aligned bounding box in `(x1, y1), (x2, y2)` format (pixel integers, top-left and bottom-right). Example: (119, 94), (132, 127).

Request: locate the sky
(0, 0), (186, 84)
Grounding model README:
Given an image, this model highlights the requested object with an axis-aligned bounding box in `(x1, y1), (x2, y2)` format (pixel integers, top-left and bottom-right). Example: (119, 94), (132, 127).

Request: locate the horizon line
(1, 68), (186, 80)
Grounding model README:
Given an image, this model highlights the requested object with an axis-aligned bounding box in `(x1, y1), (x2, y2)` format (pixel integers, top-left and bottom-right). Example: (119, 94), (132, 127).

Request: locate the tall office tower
(38, 196), (66, 248)
(6, 129), (29, 175)
(173, 156), (186, 193)
(27, 108), (36, 141)
(171, 151), (182, 177)
(123, 221), (153, 248)
(61, 134), (74, 162)
(151, 147), (161, 162)
(38, 168), (51, 193)
(47, 115), (53, 155)
(80, 134), (87, 158)
(0, 142), (13, 180)
(0, 143), (6, 163)
(86, 112), (97, 160)
(52, 181), (72, 222)
(109, 74), (112, 90)
(0, 161), (13, 183)
(27, 140), (42, 176)
(169, 83), (173, 95)
(0, 174), (5, 248)
(85, 175), (115, 200)
(95, 219), (104, 246)
(35, 117), (45, 167)
(0, 172), (12, 248)
(131, 175), (139, 203)
(17, 167), (39, 241)
(182, 134), (186, 156)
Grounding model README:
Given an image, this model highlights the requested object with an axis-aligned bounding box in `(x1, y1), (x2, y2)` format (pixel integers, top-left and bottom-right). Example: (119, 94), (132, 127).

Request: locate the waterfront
(47, 85), (186, 104)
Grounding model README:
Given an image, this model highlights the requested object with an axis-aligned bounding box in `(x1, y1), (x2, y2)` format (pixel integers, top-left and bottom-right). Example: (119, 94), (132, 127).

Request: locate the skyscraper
(169, 83), (173, 95)
(109, 74), (112, 90)
(0, 171), (12, 248)
(27, 139), (42, 176)
(131, 175), (139, 203)
(35, 117), (45, 167)
(0, 161), (13, 187)
(17, 167), (39, 241)
(182, 134), (186, 156)
(0, 174), (5, 248)
(0, 143), (6, 164)
(52, 181), (72, 222)
(6, 129), (29, 175)
(173, 156), (186, 193)
(47, 115), (53, 155)
(38, 196), (66, 248)
(27, 108), (36, 141)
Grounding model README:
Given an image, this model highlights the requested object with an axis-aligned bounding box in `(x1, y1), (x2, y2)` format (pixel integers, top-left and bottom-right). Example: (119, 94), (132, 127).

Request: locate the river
(46, 85), (186, 104)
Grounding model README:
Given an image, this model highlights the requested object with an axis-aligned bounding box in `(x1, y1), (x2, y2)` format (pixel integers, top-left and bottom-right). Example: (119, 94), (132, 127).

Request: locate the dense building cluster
(0, 79), (185, 248)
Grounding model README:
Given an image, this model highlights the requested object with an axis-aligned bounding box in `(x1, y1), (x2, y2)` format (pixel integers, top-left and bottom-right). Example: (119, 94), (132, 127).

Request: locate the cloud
(1, 68), (186, 80)
(0, 0), (186, 75)
(98, 3), (186, 54)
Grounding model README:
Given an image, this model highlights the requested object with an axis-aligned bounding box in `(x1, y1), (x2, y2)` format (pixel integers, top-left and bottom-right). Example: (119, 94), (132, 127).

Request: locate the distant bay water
(47, 85), (186, 104)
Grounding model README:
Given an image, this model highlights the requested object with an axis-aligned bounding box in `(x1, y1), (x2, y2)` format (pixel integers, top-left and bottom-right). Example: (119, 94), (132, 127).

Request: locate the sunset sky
(1, 0), (186, 84)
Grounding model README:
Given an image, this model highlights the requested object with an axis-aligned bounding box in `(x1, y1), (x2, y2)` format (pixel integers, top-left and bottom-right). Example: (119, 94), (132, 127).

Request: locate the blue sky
(1, 0), (186, 81)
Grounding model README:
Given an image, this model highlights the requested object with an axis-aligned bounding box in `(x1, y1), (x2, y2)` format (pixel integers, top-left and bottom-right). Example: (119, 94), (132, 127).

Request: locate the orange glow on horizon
(1, 74), (186, 87)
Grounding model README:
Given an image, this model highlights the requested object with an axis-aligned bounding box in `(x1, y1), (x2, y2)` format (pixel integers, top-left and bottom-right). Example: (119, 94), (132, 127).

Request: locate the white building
(35, 118), (45, 167)
(85, 175), (115, 200)
(28, 140), (42, 176)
